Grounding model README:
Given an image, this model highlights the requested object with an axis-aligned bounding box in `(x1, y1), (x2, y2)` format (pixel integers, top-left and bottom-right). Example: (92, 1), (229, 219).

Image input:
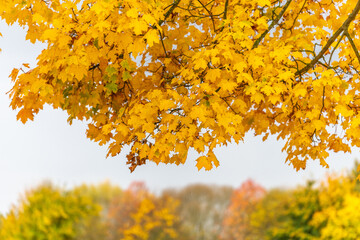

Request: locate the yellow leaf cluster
(1, 0), (360, 171)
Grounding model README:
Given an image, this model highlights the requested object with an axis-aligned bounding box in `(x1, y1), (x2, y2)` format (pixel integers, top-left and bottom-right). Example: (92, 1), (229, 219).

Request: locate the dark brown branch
(283, 0), (306, 33)
(197, 0), (216, 32)
(328, 32), (345, 65)
(319, 86), (325, 120)
(158, 0), (181, 26)
(296, 0), (360, 76)
(158, 30), (168, 57)
(345, 30), (360, 64)
(218, 0), (229, 32)
(252, 0), (293, 49)
(221, 97), (239, 114)
(223, 0), (229, 20)
(71, 8), (79, 22)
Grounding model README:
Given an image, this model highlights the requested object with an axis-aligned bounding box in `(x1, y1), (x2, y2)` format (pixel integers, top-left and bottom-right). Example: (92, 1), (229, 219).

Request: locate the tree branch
(197, 0), (216, 32)
(223, 0), (229, 20)
(328, 32), (345, 65)
(296, 0), (360, 76)
(158, 0), (181, 26)
(252, 0), (293, 49)
(344, 30), (360, 64)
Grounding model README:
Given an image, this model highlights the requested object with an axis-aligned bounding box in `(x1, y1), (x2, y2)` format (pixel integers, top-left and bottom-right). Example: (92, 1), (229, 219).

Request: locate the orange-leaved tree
(1, 0), (360, 171)
(222, 179), (266, 240)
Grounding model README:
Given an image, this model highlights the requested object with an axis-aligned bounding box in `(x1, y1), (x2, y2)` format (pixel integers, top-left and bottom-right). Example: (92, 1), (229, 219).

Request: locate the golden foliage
(2, 0), (360, 170)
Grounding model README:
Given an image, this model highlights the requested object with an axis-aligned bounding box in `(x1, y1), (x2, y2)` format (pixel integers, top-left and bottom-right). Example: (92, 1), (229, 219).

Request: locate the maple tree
(120, 196), (179, 240)
(1, 0), (360, 170)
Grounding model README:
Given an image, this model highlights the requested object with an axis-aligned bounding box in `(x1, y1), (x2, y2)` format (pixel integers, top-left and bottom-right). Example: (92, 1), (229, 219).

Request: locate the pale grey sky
(0, 21), (357, 214)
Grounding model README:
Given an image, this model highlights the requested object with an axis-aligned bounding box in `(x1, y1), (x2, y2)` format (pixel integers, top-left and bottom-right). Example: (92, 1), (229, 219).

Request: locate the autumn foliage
(0, 182), (181, 240)
(0, 183), (100, 240)
(1, 0), (360, 171)
(3, 169), (360, 240)
(222, 179), (266, 240)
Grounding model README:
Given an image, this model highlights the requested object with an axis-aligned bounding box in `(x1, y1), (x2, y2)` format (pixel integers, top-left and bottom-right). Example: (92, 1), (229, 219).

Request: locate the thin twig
(345, 30), (360, 64)
(158, 0), (181, 26)
(328, 32), (345, 65)
(296, 0), (360, 76)
(252, 0), (293, 49)
(319, 86), (325, 120)
(197, 0), (216, 32)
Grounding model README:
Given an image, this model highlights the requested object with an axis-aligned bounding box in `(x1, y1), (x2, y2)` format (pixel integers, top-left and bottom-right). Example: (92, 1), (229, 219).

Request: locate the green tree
(266, 181), (321, 240)
(249, 189), (293, 240)
(0, 182), (99, 240)
(250, 173), (360, 240)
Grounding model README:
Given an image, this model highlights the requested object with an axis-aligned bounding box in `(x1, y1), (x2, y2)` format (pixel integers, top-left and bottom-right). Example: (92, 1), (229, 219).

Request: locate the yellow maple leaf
(17, 108), (34, 124)
(126, 8), (139, 18)
(252, 92), (264, 104)
(194, 58), (207, 70)
(206, 69), (221, 82)
(42, 29), (58, 41)
(294, 86), (307, 97)
(312, 119), (325, 130)
(335, 105), (354, 118)
(195, 151), (219, 171)
(145, 29), (159, 47)
(196, 156), (212, 171)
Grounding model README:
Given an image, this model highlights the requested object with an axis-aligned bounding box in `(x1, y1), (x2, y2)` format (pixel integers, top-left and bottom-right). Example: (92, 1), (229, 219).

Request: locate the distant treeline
(1, 163), (360, 240)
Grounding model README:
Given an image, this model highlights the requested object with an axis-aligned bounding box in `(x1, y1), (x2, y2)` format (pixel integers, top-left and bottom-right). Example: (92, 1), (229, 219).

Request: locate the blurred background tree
(249, 189), (293, 239)
(2, 171), (360, 240)
(72, 182), (123, 240)
(310, 175), (360, 240)
(265, 181), (322, 240)
(221, 179), (266, 240)
(163, 184), (233, 240)
(0, 182), (99, 240)
(121, 195), (179, 240)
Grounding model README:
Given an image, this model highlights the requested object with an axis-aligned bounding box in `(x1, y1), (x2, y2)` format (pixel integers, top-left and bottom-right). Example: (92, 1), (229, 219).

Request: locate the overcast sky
(0, 21), (358, 214)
